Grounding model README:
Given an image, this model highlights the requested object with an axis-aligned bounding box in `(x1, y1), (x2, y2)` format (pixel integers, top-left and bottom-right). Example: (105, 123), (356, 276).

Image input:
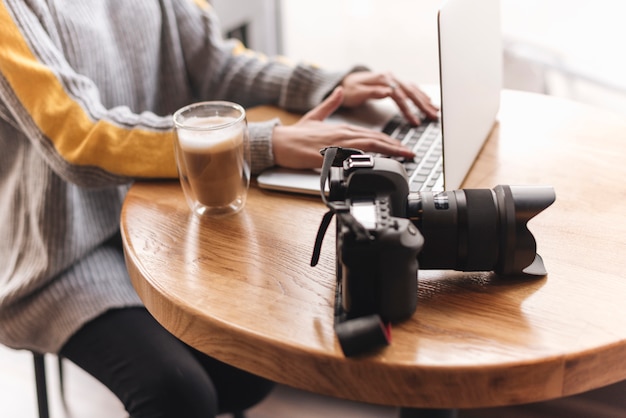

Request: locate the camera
(310, 147), (556, 356)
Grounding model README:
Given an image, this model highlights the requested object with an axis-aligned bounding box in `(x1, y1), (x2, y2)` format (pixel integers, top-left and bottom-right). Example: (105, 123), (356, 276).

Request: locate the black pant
(60, 307), (274, 418)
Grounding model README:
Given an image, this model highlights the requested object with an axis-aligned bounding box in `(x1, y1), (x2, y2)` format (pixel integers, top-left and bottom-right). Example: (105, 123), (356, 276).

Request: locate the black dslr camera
(310, 147), (556, 356)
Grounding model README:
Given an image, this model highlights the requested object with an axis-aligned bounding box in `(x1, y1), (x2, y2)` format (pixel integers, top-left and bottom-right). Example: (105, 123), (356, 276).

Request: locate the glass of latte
(173, 101), (250, 217)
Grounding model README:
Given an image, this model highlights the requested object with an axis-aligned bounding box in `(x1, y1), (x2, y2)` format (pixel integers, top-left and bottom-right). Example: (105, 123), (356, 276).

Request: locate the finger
(413, 90), (440, 119)
(358, 72), (399, 96)
(337, 137), (416, 159)
(360, 85), (393, 100)
(356, 71), (391, 87)
(400, 82), (440, 120)
(333, 126), (415, 158)
(389, 85), (422, 126)
(301, 87), (344, 122)
(342, 85), (392, 108)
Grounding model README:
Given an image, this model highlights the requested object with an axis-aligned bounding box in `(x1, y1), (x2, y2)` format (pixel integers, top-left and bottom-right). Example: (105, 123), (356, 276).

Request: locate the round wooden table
(121, 90), (626, 409)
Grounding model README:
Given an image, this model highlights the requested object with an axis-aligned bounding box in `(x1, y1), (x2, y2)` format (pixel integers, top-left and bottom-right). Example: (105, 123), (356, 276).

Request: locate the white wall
(281, 0), (442, 83)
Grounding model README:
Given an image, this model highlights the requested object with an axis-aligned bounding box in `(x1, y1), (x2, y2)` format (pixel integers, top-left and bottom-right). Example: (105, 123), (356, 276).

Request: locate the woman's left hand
(340, 71), (440, 125)
(272, 87), (415, 169)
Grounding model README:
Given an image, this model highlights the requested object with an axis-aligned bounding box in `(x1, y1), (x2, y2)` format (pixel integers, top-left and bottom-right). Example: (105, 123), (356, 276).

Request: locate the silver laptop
(257, 0), (502, 194)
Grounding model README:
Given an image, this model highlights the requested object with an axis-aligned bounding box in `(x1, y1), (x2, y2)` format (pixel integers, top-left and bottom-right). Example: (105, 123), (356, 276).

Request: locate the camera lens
(407, 185), (555, 275)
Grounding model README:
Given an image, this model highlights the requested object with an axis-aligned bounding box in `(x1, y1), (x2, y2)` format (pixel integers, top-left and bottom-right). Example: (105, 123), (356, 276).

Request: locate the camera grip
(340, 218), (422, 323)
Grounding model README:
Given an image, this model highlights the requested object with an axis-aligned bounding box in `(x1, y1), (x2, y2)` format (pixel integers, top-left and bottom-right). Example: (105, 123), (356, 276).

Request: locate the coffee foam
(177, 116), (243, 152)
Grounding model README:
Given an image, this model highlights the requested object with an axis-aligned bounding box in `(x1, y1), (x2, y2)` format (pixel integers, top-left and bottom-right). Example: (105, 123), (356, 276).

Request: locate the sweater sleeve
(249, 118), (286, 174)
(0, 2), (178, 188)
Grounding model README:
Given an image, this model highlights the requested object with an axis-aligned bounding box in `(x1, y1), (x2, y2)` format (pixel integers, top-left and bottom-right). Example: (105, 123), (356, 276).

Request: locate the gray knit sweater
(0, 0), (348, 353)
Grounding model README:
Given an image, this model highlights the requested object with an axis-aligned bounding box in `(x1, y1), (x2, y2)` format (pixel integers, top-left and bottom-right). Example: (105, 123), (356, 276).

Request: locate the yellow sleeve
(0, 4), (177, 179)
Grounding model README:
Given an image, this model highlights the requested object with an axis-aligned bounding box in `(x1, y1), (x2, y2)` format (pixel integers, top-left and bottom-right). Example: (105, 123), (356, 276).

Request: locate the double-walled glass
(173, 101), (250, 217)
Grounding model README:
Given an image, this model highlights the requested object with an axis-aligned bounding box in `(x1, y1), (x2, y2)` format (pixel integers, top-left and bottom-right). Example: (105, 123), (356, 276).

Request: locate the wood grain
(121, 90), (626, 408)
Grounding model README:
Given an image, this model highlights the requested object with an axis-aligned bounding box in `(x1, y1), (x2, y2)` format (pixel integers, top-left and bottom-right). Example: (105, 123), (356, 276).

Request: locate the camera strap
(311, 147), (371, 267)
(310, 147), (392, 357)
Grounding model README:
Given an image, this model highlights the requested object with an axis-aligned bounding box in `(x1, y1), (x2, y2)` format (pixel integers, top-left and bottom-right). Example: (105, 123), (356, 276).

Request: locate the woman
(0, 0), (437, 416)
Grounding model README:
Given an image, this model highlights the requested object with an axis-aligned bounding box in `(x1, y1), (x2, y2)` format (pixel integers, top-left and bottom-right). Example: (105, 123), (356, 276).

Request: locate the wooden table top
(121, 90), (626, 409)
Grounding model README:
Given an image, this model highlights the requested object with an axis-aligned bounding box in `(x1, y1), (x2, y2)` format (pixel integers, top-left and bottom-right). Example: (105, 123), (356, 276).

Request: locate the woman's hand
(340, 71), (439, 125)
(272, 88), (415, 169)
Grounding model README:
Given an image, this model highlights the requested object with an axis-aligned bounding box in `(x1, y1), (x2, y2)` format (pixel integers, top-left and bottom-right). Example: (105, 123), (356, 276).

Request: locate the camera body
(329, 154), (422, 322)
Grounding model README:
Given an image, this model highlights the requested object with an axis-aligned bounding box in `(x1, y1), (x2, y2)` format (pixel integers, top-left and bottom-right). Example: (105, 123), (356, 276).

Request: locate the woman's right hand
(271, 88), (415, 170)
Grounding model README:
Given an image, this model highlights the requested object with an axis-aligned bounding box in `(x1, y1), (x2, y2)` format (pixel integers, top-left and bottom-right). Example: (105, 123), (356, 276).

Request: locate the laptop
(257, 0), (502, 194)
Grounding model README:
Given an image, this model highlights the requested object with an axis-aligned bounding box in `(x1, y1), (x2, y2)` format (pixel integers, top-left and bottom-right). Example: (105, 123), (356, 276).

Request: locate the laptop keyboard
(382, 115), (443, 192)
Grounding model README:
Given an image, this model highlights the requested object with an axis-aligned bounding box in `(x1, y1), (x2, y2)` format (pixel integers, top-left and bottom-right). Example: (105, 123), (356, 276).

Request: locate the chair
(32, 352), (65, 418)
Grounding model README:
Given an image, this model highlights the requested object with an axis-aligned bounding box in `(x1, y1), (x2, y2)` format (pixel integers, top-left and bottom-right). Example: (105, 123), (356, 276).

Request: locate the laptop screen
(438, 0), (502, 190)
